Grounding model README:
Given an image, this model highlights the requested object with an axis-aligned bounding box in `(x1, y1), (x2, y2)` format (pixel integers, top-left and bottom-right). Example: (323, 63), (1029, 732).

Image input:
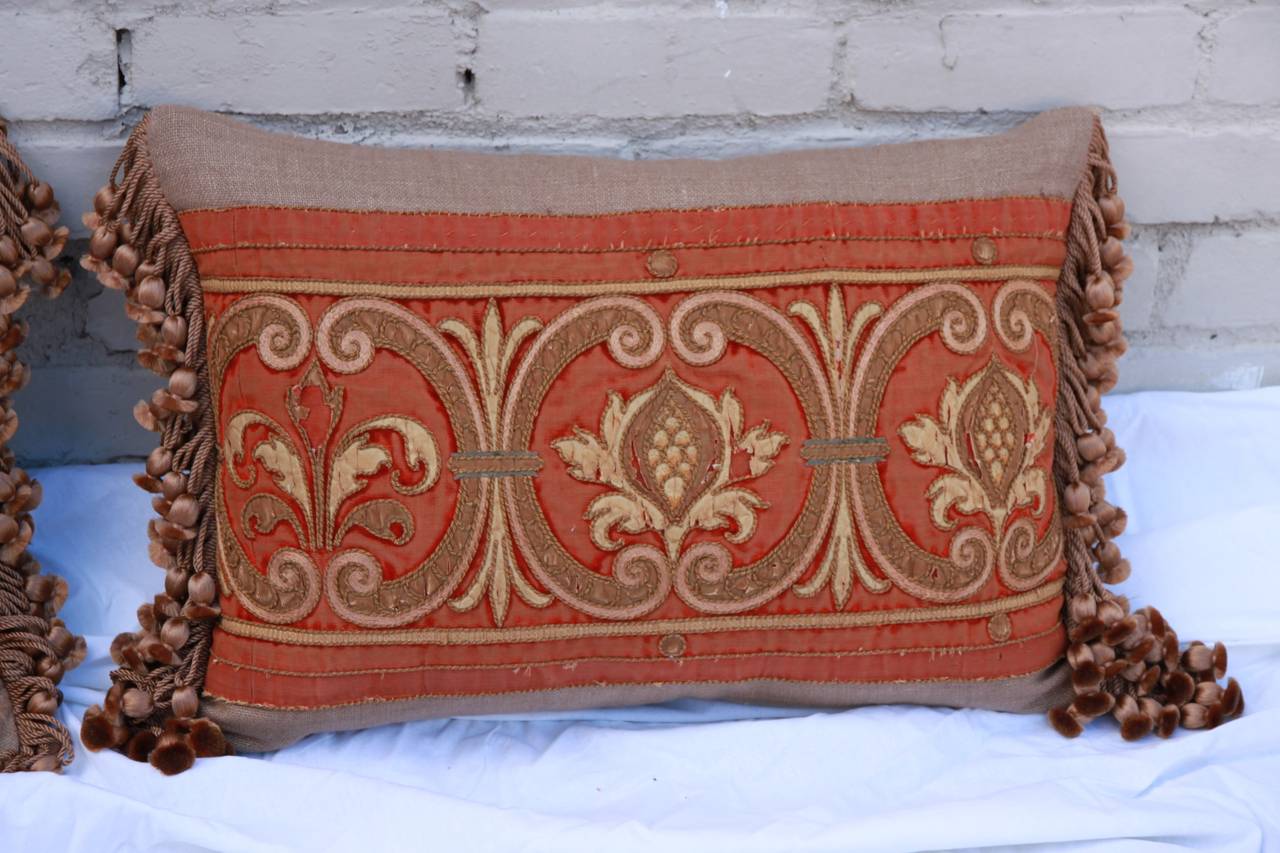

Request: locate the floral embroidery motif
(553, 369), (787, 562)
(899, 356), (1052, 541)
(499, 297), (675, 620)
(224, 361), (439, 568)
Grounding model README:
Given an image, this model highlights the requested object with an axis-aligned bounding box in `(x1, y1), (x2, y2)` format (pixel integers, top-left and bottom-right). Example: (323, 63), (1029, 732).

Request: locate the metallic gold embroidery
(199, 264), (1064, 299)
(211, 279), (1065, 629)
(990, 279), (1064, 591)
(789, 285), (889, 605)
(224, 363), (437, 554)
(313, 298), (489, 627)
(553, 369), (786, 562)
(448, 451), (543, 479)
(799, 438), (889, 465)
(502, 297), (674, 620)
(667, 291), (839, 613)
(441, 300), (552, 624)
(899, 357), (1050, 538)
(847, 284), (998, 602)
(993, 279), (1058, 354)
(209, 296), (322, 624)
(843, 283), (1062, 602)
(216, 576), (1065, 647)
(215, 485), (322, 626)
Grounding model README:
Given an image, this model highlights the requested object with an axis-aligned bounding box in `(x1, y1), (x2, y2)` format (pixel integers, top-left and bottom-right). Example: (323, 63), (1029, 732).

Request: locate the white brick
(1163, 230), (1280, 329)
(1207, 8), (1280, 105)
(10, 366), (160, 464)
(0, 13), (117, 120)
(10, 138), (122, 237)
(476, 13), (832, 118)
(1114, 344), (1280, 393)
(86, 290), (142, 353)
(1117, 229), (1158, 333)
(128, 10), (458, 114)
(847, 9), (1200, 112)
(1109, 128), (1280, 224)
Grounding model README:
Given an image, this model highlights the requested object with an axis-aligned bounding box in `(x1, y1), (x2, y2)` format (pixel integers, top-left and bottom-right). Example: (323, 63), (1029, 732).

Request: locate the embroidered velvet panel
(197, 199), (1070, 718)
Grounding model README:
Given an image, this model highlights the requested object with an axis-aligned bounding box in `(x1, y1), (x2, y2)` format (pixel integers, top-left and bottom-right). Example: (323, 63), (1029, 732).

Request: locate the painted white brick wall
(1165, 231), (1280, 328)
(0, 11), (118, 120)
(477, 12), (832, 118)
(129, 10), (459, 114)
(846, 9), (1203, 112)
(1207, 6), (1280, 105)
(1109, 128), (1280, 223)
(0, 0), (1278, 463)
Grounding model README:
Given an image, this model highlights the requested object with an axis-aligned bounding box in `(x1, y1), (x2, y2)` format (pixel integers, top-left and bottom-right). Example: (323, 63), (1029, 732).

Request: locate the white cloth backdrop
(4, 387), (1279, 852)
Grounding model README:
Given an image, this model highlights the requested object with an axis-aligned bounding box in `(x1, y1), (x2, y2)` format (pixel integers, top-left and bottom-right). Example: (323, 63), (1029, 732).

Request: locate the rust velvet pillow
(1, 118), (82, 774)
(79, 106), (1241, 775)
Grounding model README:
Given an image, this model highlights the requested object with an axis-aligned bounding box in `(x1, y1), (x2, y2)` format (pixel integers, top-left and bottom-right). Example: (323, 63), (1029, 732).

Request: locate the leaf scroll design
(442, 300), (552, 625)
(789, 285), (889, 605)
(553, 369), (786, 564)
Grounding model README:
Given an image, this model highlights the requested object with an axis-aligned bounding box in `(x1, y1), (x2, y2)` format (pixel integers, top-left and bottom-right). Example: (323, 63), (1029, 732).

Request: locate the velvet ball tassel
(78, 114), (228, 774)
(0, 116), (82, 774)
(1046, 118), (1242, 742)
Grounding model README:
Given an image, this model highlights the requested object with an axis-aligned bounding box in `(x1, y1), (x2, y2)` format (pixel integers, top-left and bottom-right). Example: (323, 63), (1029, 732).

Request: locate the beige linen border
(219, 577), (1063, 647)
(147, 105), (1096, 216)
(200, 264), (1062, 300)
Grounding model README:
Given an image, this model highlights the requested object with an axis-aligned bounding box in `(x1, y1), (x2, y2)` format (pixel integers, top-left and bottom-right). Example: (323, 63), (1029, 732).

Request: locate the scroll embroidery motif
(212, 279), (1064, 627)
(790, 286), (889, 604)
(441, 300), (552, 625)
(226, 363), (439, 554)
(897, 353), (1066, 594)
(220, 362), (440, 623)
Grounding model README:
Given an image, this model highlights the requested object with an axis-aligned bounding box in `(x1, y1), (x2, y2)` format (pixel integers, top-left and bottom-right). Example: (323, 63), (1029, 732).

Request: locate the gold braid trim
(219, 577), (1063, 647)
(200, 265), (1064, 299)
(77, 116), (229, 774)
(1047, 117), (1244, 740)
(0, 116), (82, 774)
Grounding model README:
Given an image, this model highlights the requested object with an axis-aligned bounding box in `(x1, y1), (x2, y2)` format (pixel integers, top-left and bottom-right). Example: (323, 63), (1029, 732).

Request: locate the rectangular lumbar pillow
(1, 118), (83, 774)
(80, 106), (1241, 774)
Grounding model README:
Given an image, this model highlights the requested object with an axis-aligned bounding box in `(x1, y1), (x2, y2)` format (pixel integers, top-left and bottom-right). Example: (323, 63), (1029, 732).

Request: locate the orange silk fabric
(189, 197), (1071, 711)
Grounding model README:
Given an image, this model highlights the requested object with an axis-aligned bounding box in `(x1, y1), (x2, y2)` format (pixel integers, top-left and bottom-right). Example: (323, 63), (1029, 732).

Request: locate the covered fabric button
(658, 633), (687, 659)
(988, 613), (1013, 641)
(645, 249), (679, 278)
(971, 236), (998, 265)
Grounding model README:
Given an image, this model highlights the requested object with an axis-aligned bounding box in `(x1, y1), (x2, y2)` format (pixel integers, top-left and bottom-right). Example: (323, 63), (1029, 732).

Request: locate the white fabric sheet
(4, 387), (1279, 852)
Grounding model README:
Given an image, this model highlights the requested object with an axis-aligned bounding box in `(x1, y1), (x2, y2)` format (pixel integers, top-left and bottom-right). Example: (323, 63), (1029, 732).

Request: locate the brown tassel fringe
(1048, 117), (1243, 740)
(0, 117), (83, 773)
(78, 115), (229, 773)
